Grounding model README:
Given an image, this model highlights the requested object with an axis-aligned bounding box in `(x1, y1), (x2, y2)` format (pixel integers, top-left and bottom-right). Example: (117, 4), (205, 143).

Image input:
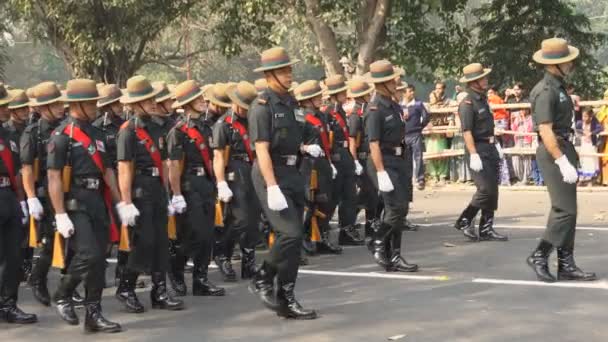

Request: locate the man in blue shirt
(402, 85), (430, 190)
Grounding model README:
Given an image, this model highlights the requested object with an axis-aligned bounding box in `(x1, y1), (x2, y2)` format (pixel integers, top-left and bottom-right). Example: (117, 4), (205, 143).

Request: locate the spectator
(567, 84), (581, 122)
(488, 86), (515, 185)
(402, 85), (430, 190)
(576, 108), (602, 186)
(426, 81), (450, 185)
(510, 103), (534, 184)
(448, 107), (471, 183)
(597, 89), (608, 185)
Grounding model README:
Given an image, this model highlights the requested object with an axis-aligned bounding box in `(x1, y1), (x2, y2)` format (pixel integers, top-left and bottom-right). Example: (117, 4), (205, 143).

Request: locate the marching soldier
(21, 82), (67, 307)
(527, 38), (596, 282)
(115, 76), (184, 313)
(0, 84), (37, 324)
(166, 80), (225, 296)
(364, 60), (418, 272)
(26, 87), (41, 125)
(47, 79), (121, 332)
(453, 63), (508, 242)
(211, 81), (261, 280)
(249, 47), (317, 319)
(322, 75), (363, 246)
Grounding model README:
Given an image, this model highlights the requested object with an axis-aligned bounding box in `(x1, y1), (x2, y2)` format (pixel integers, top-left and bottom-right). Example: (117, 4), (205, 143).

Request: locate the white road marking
(414, 222), (608, 231)
(472, 277), (608, 290)
(298, 269), (449, 281)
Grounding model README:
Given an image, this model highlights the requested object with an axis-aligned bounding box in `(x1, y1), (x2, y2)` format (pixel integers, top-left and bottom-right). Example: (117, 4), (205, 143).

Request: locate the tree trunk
(304, 0), (343, 76)
(356, 0), (390, 74)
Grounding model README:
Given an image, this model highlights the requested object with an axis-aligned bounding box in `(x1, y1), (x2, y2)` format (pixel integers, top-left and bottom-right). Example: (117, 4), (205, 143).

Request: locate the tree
(473, 0), (608, 97)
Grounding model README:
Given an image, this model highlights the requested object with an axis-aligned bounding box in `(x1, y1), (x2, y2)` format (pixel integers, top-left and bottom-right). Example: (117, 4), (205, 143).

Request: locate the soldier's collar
(544, 72), (565, 88)
(266, 88), (292, 106)
(150, 115), (166, 126)
(375, 93), (393, 106)
(465, 88), (483, 100)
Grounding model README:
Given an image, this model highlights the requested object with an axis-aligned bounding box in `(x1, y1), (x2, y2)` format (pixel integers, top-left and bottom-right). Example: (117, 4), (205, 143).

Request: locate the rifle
(214, 142), (231, 227)
(303, 166), (324, 246)
(52, 123), (75, 268)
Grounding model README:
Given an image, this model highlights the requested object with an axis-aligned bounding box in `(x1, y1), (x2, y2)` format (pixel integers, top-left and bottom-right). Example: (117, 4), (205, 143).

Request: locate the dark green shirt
(530, 72), (574, 137)
(92, 112), (124, 169)
(458, 88), (494, 140)
(363, 94), (405, 148)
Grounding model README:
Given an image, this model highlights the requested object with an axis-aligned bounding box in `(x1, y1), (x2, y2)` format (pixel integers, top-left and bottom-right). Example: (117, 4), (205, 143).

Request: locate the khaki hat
(254, 78), (267, 92)
(533, 38), (579, 65)
(25, 87), (36, 100)
(206, 83), (232, 108)
(288, 81), (299, 93)
(325, 75), (348, 96)
(347, 78), (374, 98)
(0, 84), (13, 106)
(294, 80), (323, 102)
(97, 84), (123, 108)
(60, 79), (102, 102)
(120, 75), (163, 104)
(254, 47), (300, 72)
(29, 82), (63, 106)
(8, 90), (29, 109)
(459, 63), (492, 83)
(171, 80), (204, 109)
(366, 60), (402, 84)
(154, 81), (173, 103)
(396, 80), (408, 90)
(227, 81), (257, 110)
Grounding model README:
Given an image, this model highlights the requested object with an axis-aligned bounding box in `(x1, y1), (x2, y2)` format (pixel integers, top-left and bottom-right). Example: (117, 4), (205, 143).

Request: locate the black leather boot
(276, 282), (317, 320)
(0, 297), (38, 324)
(192, 265), (225, 296)
(84, 302), (122, 333)
(115, 270), (144, 313)
(53, 275), (81, 325)
(454, 205), (479, 241)
(478, 210), (508, 241)
(28, 276), (50, 307)
(404, 219), (419, 232)
(21, 257), (33, 283)
(248, 261), (279, 311)
(370, 223), (392, 268)
(387, 230), (418, 272)
(215, 256), (237, 282)
(317, 230), (343, 254)
(557, 247), (597, 281)
(338, 225), (365, 246)
(241, 248), (257, 280)
(150, 273), (184, 310)
(168, 246), (187, 296)
(526, 240), (556, 283)
(72, 289), (85, 308)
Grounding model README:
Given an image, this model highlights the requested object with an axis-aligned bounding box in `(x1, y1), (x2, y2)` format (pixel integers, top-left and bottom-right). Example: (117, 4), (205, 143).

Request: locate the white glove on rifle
(469, 154), (483, 172)
(354, 160), (363, 176)
(116, 201), (140, 226)
(27, 197), (44, 220)
(377, 170), (394, 192)
(267, 185), (288, 211)
(171, 194), (187, 214)
(167, 202), (176, 216)
(495, 142), (504, 159)
(217, 181), (233, 203)
(330, 163), (338, 179)
(20, 201), (28, 225)
(55, 213), (74, 238)
(555, 154), (578, 184)
(303, 144), (324, 158)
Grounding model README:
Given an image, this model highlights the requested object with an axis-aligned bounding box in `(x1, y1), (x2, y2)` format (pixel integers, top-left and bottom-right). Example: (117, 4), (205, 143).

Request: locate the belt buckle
(151, 167), (160, 177)
(227, 172), (235, 181)
(87, 178), (100, 189)
(196, 167), (206, 177)
(342, 141), (348, 148)
(0, 177), (10, 187)
(489, 137), (495, 144)
(395, 147), (402, 156)
(286, 155), (297, 166)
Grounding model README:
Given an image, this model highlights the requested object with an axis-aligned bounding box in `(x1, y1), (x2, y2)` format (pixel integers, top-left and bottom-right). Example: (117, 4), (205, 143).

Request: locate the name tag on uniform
(9, 141), (17, 152)
(559, 92), (568, 103)
(286, 155), (297, 166)
(479, 108), (487, 114)
(96, 140), (106, 152)
(342, 141), (348, 148)
(73, 142), (83, 147)
(385, 115), (394, 122)
(275, 113), (285, 119)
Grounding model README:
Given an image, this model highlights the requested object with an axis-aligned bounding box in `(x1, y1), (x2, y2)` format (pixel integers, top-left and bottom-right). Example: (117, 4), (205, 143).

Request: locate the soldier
(453, 63), (508, 243)
(345, 79), (379, 240)
(211, 81), (261, 280)
(21, 82), (67, 307)
(254, 78), (268, 95)
(322, 75), (363, 246)
(26, 87), (41, 125)
(364, 60), (418, 273)
(166, 80), (225, 296)
(249, 47), (317, 319)
(0, 84), (37, 324)
(527, 38), (596, 282)
(47, 79), (121, 333)
(115, 76), (184, 313)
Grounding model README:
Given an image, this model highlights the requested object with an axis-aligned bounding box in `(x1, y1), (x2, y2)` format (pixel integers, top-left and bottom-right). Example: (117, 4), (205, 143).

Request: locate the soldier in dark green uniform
(47, 79), (121, 333)
(454, 63), (508, 242)
(166, 80), (225, 296)
(212, 81), (261, 280)
(527, 38), (596, 282)
(0, 84), (37, 325)
(115, 76), (184, 313)
(364, 60), (418, 273)
(249, 47), (317, 319)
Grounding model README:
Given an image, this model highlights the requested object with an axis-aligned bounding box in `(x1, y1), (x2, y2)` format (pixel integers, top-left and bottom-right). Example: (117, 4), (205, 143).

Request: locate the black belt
(381, 146), (405, 157)
(272, 154), (298, 166)
(73, 177), (102, 190)
(230, 154), (251, 162)
(0, 176), (11, 188)
(135, 167), (160, 177)
(36, 186), (47, 198)
(538, 133), (572, 144)
(474, 137), (495, 144)
(186, 166), (207, 177)
(330, 153), (342, 162)
(357, 152), (369, 160)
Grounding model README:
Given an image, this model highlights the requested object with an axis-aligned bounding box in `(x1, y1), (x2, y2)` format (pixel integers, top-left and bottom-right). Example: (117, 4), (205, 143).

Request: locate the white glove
(167, 202), (176, 216)
(171, 195), (187, 214)
(267, 185), (288, 211)
(20, 201), (28, 225)
(27, 197), (44, 220)
(377, 170), (394, 192)
(555, 155), (578, 184)
(116, 201), (140, 226)
(330, 163), (337, 179)
(217, 181), (233, 203)
(495, 142), (504, 159)
(354, 160), (363, 176)
(55, 213), (74, 238)
(303, 144), (324, 158)
(469, 154), (483, 172)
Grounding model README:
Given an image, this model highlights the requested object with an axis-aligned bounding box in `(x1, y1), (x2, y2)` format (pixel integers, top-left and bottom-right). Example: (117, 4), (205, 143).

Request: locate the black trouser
(356, 158), (380, 222)
(29, 195), (56, 284)
(467, 142), (500, 211)
(216, 161), (261, 256)
(128, 176), (169, 273)
(300, 156), (333, 236)
(252, 161), (305, 285)
(0, 189), (24, 302)
(63, 188), (109, 302)
(328, 148), (358, 228)
(404, 133), (425, 183)
(536, 140), (577, 248)
(181, 174), (215, 268)
(404, 144), (414, 203)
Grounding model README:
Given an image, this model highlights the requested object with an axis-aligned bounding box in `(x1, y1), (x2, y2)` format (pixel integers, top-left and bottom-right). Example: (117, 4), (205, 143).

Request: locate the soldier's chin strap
(556, 64), (569, 79)
(137, 103), (150, 118)
(78, 103), (92, 122)
(269, 71), (290, 92)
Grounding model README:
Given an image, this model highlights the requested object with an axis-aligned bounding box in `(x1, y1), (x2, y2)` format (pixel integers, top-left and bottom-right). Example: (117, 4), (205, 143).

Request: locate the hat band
(542, 49), (570, 59)
(128, 86), (154, 98)
(300, 88), (322, 98)
(99, 94), (120, 104)
(260, 57), (291, 69)
(67, 91), (99, 100)
(328, 83), (346, 91)
(10, 99), (29, 107)
(156, 88), (171, 99)
(176, 87), (201, 104)
(464, 70), (485, 79)
(37, 92), (62, 103)
(233, 91), (253, 106)
(371, 69), (395, 79)
(351, 86), (370, 95)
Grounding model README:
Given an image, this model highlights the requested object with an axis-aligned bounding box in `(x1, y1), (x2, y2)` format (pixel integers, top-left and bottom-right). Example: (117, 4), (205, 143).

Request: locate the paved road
(4, 189), (608, 342)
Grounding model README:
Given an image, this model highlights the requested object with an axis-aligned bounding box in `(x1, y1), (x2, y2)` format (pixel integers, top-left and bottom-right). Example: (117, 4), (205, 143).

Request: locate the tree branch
(303, 0), (343, 76)
(357, 0), (390, 74)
